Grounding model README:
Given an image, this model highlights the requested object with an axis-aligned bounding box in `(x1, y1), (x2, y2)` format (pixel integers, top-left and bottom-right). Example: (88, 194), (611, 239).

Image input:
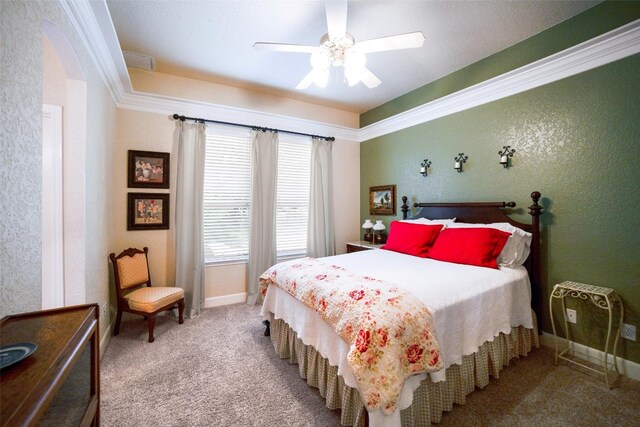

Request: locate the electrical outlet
(621, 323), (636, 341)
(566, 308), (577, 324)
(101, 302), (109, 319)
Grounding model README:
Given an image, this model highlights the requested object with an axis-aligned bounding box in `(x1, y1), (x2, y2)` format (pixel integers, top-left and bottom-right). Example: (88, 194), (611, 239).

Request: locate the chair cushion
(116, 253), (150, 289)
(125, 287), (184, 313)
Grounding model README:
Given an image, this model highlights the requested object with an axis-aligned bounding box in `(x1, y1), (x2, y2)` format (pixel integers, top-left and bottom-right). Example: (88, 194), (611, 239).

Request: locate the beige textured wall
(206, 263), (246, 298)
(129, 69), (360, 128)
(112, 110), (176, 286)
(114, 109), (360, 301)
(332, 139), (361, 254)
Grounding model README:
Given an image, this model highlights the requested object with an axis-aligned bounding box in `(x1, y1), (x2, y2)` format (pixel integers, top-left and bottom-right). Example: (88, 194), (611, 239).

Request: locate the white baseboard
(204, 292), (247, 308)
(99, 317), (114, 359)
(540, 332), (640, 382)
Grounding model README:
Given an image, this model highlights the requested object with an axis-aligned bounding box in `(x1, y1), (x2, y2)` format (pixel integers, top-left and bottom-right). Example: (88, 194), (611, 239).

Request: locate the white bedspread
(261, 249), (533, 427)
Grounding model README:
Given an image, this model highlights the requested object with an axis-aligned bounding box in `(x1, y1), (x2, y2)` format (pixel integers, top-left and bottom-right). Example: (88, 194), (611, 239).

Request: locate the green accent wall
(361, 1), (640, 127)
(360, 52), (640, 363)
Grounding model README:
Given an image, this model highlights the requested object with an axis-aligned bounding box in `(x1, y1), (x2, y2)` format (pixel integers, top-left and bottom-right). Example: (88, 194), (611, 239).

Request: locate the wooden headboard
(400, 191), (543, 326)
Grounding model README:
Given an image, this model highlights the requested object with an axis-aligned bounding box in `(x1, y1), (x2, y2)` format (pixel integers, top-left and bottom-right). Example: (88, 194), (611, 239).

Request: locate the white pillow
(400, 217), (456, 226)
(446, 222), (532, 267)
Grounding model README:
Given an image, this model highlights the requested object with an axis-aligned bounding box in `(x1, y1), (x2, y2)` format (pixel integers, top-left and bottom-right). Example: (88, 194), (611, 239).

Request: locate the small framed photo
(369, 185), (396, 216)
(128, 150), (170, 189)
(127, 193), (169, 230)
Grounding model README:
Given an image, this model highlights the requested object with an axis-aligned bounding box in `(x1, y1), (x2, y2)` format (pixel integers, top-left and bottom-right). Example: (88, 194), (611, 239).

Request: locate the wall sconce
(420, 159), (431, 177)
(454, 153), (468, 173)
(362, 219), (373, 242)
(499, 146), (516, 168)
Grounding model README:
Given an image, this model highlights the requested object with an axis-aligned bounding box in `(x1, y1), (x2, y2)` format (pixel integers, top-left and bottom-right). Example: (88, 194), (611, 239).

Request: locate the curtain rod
(172, 114), (335, 141)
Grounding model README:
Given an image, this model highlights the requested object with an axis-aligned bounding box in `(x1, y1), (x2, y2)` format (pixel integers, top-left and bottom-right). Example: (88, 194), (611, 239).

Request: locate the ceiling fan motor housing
(319, 33), (355, 66)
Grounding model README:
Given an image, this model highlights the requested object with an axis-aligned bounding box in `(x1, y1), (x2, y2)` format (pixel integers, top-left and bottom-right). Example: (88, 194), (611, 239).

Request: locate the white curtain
(174, 121), (206, 318)
(246, 130), (279, 305)
(307, 138), (335, 258)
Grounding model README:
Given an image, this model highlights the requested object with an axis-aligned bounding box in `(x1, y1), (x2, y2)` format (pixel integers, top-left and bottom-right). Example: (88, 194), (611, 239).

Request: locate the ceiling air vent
(123, 50), (155, 71)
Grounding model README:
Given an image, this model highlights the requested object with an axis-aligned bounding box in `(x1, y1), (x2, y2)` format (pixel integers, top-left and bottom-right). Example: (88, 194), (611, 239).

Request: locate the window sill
(277, 253), (307, 263)
(205, 259), (247, 268)
(205, 252), (307, 268)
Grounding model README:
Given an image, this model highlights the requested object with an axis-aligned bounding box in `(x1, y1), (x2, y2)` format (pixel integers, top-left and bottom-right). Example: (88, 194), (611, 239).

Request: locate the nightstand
(549, 281), (624, 388)
(346, 241), (383, 253)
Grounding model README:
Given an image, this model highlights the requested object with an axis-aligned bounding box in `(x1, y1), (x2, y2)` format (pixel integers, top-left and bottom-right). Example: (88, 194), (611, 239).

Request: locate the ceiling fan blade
(253, 42), (316, 53)
(295, 70), (316, 89)
(325, 0), (348, 40)
(355, 31), (425, 54)
(360, 67), (381, 88)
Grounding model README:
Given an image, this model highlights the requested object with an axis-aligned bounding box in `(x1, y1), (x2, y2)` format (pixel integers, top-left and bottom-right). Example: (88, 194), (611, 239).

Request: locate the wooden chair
(109, 247), (184, 342)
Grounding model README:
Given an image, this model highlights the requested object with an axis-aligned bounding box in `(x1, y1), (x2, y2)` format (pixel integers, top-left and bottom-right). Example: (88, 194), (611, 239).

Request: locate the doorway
(42, 20), (87, 309)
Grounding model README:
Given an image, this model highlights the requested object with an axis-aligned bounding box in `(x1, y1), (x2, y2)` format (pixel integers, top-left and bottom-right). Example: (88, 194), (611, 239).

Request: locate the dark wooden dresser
(1, 304), (100, 426)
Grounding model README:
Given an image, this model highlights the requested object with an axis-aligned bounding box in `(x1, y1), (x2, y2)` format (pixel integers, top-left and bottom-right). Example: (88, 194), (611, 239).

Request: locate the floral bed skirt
(269, 313), (539, 426)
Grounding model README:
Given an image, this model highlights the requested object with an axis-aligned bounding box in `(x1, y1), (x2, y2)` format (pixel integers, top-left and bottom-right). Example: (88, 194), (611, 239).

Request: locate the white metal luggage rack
(549, 281), (624, 388)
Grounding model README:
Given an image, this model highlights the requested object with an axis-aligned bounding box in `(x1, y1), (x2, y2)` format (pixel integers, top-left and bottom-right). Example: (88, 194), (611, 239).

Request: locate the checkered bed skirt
(269, 313), (539, 426)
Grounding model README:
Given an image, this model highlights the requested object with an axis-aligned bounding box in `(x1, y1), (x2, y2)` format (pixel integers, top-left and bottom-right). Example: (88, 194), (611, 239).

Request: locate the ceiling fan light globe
(313, 68), (330, 87)
(310, 51), (330, 70)
(344, 67), (361, 86)
(344, 51), (366, 71)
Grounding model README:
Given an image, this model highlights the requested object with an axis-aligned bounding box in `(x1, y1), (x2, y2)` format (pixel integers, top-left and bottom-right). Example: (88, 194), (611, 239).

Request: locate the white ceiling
(106, 0), (598, 114)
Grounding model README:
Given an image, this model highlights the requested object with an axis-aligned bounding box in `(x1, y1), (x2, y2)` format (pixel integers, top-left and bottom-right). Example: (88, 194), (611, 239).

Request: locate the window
(203, 127), (251, 263)
(203, 126), (310, 264)
(276, 137), (311, 258)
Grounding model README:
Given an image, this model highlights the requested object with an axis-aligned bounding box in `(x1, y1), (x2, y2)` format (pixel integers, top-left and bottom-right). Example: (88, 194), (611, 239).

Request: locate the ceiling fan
(253, 0), (425, 89)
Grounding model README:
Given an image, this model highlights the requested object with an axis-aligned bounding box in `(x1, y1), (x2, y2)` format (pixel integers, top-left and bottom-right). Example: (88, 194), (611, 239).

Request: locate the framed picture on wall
(369, 185), (396, 215)
(127, 150), (170, 189)
(127, 193), (169, 230)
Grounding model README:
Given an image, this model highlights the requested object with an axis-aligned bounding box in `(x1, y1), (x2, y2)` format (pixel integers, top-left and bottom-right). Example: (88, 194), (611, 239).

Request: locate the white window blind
(276, 136), (311, 259)
(203, 126), (310, 264)
(203, 127), (251, 263)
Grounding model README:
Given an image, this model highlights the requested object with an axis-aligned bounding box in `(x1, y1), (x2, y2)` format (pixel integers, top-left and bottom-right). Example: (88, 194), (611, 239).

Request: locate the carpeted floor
(101, 303), (640, 426)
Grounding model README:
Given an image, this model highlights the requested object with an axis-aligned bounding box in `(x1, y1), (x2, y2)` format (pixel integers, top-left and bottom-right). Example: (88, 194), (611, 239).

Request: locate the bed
(260, 191), (543, 426)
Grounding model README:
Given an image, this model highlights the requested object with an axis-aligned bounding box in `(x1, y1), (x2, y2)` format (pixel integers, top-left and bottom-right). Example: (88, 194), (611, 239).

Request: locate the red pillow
(427, 228), (511, 269)
(381, 221), (443, 258)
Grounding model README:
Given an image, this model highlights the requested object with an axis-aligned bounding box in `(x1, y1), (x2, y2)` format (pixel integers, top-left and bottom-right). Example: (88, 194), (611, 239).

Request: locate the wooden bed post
(528, 191), (543, 329)
(401, 196), (409, 220)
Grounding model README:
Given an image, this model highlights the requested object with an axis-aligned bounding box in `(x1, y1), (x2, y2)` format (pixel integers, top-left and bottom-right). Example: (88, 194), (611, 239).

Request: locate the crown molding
(59, 0), (132, 100)
(359, 19), (640, 142)
(61, 1), (639, 144)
